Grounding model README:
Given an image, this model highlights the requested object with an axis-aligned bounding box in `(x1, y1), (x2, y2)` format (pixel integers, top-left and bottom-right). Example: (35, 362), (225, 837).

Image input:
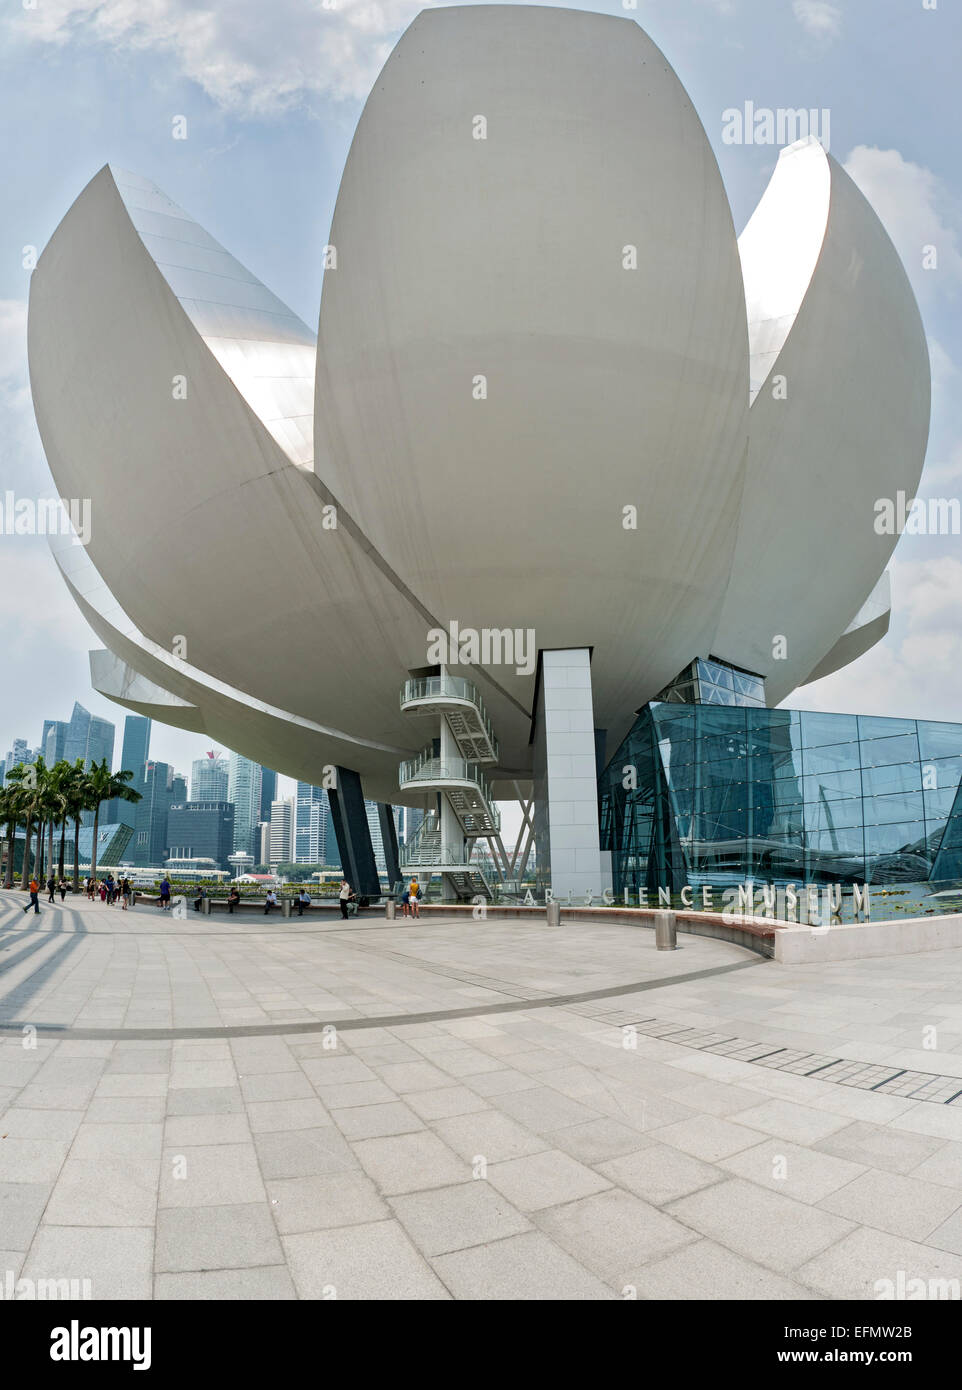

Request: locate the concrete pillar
(532, 648), (604, 901)
(377, 802), (401, 892)
(328, 768), (380, 897)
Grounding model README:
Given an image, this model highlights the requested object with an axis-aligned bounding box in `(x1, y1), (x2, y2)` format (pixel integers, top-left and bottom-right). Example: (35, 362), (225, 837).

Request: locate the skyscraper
(365, 799), (385, 874)
(259, 768), (278, 823)
(269, 798), (295, 866)
(42, 720), (69, 763)
(105, 714), (151, 828)
(167, 801), (235, 872)
(228, 752), (262, 859)
(120, 715), (151, 782)
(190, 750), (229, 802)
(295, 782), (332, 864)
(61, 702), (115, 770)
(133, 761), (175, 867)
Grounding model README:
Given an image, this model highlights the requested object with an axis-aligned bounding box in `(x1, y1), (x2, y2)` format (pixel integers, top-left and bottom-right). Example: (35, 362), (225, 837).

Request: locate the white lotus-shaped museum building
(27, 6), (933, 898)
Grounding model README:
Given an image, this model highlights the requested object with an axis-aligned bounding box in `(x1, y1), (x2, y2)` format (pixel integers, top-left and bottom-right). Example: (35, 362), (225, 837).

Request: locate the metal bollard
(203, 896), (212, 916)
(546, 900), (561, 927)
(653, 909), (677, 950)
(385, 899), (396, 921)
(281, 896), (292, 919)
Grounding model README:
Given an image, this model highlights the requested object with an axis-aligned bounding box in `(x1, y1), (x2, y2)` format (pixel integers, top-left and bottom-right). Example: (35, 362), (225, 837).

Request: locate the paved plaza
(4, 895), (962, 1299)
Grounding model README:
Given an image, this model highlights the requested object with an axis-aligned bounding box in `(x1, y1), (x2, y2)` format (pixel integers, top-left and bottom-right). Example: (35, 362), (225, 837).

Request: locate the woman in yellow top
(408, 879), (420, 919)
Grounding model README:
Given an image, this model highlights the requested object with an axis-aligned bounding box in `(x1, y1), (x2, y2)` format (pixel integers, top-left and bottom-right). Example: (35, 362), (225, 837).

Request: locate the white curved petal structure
(314, 4), (750, 738)
(800, 570), (892, 686)
(28, 8), (931, 807)
(712, 137), (929, 702)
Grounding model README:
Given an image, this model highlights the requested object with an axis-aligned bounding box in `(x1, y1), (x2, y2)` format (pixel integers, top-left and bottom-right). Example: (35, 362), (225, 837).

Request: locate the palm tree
(0, 783), (22, 889)
(85, 761), (141, 883)
(61, 760), (89, 893)
(5, 763), (44, 888)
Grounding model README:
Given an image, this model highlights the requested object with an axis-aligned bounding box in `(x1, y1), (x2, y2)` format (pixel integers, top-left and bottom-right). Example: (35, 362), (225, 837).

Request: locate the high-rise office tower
(295, 782), (332, 864)
(105, 714), (152, 828)
(42, 720), (70, 764)
(87, 716), (115, 770)
(365, 799), (386, 874)
(3, 738), (30, 780)
(228, 752), (263, 858)
(394, 805), (424, 847)
(257, 822), (271, 866)
(133, 761), (175, 867)
(167, 801), (235, 872)
(61, 702), (115, 770)
(190, 750), (229, 802)
(269, 798), (295, 866)
(259, 768), (278, 823)
(120, 715), (151, 782)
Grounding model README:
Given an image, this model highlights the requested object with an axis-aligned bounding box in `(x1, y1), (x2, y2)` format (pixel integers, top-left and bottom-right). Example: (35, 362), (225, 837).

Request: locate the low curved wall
(416, 902), (783, 959)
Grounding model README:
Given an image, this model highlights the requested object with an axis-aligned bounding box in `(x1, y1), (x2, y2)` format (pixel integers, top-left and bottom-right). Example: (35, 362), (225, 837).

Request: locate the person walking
(401, 884), (410, 918)
(58, 878), (67, 902)
(23, 877), (41, 914)
(227, 886), (241, 915)
(408, 879), (421, 919)
(159, 876), (172, 911)
(121, 877), (132, 910)
(46, 874), (56, 903)
(339, 879), (353, 920)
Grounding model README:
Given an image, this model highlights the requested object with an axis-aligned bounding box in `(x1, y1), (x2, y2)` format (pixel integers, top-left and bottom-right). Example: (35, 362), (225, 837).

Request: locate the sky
(0, 0), (960, 822)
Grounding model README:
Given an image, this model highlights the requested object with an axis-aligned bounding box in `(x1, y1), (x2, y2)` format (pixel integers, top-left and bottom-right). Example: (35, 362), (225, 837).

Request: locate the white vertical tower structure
(533, 651), (605, 900)
(397, 667), (503, 898)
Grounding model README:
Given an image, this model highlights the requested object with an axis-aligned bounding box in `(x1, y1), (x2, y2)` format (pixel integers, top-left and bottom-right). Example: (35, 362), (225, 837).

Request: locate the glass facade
(656, 658), (766, 708)
(600, 703), (962, 895)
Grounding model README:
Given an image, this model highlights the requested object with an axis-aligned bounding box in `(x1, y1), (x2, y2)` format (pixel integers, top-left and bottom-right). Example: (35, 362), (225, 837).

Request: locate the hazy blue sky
(1, 0), (959, 803)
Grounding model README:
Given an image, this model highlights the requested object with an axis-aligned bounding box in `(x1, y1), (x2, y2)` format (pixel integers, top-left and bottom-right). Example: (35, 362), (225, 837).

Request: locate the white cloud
(792, 554), (962, 724)
(7, 0), (428, 112)
(792, 1), (842, 40)
(843, 146), (962, 300)
(0, 299), (48, 494)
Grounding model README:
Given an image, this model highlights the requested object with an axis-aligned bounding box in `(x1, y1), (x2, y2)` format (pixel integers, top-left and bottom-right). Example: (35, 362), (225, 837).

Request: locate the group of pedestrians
(83, 874), (133, 909)
(19, 872), (133, 914)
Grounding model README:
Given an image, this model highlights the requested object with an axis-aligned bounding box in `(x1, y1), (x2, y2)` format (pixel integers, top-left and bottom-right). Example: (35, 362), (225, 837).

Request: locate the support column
(532, 648), (606, 900)
(328, 768), (380, 897)
(438, 707), (464, 900)
(377, 802), (401, 891)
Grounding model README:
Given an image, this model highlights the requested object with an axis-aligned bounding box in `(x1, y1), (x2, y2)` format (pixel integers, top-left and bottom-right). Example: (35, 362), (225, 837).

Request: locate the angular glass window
(861, 791), (925, 826)
(800, 711), (859, 747)
(860, 733), (921, 768)
(858, 715), (917, 740)
(803, 768), (863, 802)
(802, 741), (862, 776)
(917, 722), (962, 763)
(861, 762), (923, 797)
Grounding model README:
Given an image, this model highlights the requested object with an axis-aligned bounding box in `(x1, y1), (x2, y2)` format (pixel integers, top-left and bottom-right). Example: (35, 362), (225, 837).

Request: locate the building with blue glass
(600, 659), (962, 897)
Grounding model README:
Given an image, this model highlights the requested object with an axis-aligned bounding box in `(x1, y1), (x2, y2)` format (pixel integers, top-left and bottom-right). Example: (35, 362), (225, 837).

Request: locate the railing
(400, 676), (499, 756)
(399, 839), (474, 868)
(399, 747), (495, 802)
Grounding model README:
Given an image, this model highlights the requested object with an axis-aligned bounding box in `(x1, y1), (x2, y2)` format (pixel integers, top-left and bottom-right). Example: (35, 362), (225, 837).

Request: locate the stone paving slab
(3, 896), (962, 1298)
